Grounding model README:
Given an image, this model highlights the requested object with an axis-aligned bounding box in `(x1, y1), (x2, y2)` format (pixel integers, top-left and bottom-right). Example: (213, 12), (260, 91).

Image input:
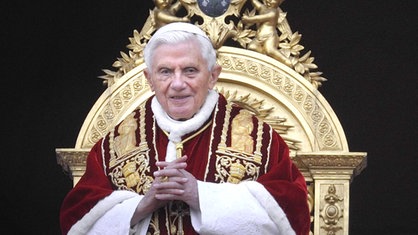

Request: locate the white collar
(151, 90), (219, 161)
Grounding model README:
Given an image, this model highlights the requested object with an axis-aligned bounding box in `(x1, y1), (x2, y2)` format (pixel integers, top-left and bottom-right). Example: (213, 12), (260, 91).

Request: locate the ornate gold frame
(56, 1), (366, 234)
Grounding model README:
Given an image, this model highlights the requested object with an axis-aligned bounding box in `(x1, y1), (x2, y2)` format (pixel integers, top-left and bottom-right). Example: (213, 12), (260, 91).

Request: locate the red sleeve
(59, 140), (114, 235)
(257, 131), (311, 235)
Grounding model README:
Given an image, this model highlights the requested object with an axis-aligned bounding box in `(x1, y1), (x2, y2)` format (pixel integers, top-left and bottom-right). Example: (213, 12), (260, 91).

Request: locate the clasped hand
(131, 156), (199, 226)
(153, 155), (199, 209)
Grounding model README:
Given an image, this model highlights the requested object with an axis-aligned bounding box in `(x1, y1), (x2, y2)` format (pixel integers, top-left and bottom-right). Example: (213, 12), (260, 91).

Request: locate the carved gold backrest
(56, 1), (366, 234)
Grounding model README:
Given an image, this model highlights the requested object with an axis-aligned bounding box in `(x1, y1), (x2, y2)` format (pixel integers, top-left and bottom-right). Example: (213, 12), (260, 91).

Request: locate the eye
(158, 68), (173, 77)
(159, 68), (172, 75)
(157, 68), (173, 80)
(184, 67), (198, 76)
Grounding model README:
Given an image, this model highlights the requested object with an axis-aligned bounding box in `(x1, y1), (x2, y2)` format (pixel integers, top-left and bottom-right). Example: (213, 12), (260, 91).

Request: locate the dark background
(1, 0), (417, 234)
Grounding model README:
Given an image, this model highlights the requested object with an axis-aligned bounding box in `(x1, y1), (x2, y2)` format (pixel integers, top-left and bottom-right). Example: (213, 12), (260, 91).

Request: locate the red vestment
(60, 94), (310, 234)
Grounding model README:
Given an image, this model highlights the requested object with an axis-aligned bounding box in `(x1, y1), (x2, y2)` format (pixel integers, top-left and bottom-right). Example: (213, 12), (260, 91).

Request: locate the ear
(144, 69), (154, 91)
(208, 64), (222, 89)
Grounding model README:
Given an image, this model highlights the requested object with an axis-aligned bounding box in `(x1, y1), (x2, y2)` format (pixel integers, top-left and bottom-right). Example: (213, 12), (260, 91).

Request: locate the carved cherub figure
(241, 0), (292, 67)
(153, 0), (189, 27)
(139, 0), (190, 39)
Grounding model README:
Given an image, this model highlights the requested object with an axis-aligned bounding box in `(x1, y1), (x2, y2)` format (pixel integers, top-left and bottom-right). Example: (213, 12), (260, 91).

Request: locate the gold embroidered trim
(107, 103), (153, 193)
(215, 147), (261, 184)
(213, 103), (265, 184)
(109, 103), (148, 168)
(203, 101), (220, 182)
(265, 127), (273, 173)
(218, 101), (232, 148)
(255, 116), (263, 157)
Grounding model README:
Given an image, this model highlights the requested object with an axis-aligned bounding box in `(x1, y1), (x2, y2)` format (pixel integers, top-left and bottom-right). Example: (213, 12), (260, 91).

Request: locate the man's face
(145, 40), (221, 120)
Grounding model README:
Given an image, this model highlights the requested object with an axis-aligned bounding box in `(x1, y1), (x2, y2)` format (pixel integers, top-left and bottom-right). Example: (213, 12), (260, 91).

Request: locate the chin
(169, 112), (193, 121)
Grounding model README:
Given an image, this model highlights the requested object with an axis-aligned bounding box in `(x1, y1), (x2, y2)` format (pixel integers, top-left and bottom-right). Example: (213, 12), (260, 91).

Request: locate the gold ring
(161, 176), (169, 182)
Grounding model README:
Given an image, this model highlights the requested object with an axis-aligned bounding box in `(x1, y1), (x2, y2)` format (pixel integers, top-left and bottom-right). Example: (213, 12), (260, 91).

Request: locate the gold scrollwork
(122, 161), (141, 188)
(109, 150), (153, 194)
(215, 148), (261, 183)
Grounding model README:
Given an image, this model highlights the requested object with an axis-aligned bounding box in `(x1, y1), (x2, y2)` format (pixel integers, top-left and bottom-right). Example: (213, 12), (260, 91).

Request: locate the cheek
(153, 82), (171, 96)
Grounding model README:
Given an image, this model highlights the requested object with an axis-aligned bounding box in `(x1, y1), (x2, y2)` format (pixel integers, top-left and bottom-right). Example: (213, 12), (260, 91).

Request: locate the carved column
(295, 152), (367, 235)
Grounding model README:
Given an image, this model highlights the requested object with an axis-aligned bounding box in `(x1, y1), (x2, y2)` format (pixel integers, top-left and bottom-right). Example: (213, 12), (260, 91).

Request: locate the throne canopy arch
(56, 1), (366, 234)
(75, 46), (346, 154)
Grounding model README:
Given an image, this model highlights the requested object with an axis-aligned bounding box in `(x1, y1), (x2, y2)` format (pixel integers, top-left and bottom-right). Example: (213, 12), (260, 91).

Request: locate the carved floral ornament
(100, 0), (326, 88)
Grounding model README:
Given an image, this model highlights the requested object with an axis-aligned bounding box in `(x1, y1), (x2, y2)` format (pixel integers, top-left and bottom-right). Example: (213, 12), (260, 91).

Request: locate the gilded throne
(56, 1), (367, 234)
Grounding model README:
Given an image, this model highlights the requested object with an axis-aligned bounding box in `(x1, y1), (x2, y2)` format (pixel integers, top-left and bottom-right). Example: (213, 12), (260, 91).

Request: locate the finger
(156, 155), (188, 167)
(154, 166), (187, 179)
(151, 184), (184, 199)
(154, 181), (187, 196)
(155, 193), (182, 201)
(175, 155), (188, 162)
(164, 175), (188, 184)
(154, 172), (188, 185)
(156, 162), (187, 170)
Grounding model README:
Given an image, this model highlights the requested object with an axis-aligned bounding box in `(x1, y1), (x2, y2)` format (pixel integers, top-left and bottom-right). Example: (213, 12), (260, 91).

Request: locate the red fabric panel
(258, 131), (310, 235)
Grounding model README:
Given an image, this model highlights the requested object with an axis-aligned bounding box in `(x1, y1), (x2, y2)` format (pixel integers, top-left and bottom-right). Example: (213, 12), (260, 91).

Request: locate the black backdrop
(1, 0), (417, 234)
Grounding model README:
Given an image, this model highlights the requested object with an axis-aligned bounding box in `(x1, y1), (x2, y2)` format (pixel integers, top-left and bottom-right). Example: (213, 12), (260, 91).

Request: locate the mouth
(170, 95), (190, 99)
(169, 95), (191, 103)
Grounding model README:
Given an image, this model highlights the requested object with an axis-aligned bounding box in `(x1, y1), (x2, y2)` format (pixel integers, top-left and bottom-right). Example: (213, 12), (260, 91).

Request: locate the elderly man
(60, 22), (310, 235)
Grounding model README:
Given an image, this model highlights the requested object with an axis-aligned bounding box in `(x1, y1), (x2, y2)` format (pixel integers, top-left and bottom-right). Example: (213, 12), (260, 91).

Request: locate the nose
(170, 71), (186, 90)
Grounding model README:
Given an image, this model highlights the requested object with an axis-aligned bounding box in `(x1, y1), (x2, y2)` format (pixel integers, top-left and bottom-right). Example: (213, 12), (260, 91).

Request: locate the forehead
(152, 41), (204, 65)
